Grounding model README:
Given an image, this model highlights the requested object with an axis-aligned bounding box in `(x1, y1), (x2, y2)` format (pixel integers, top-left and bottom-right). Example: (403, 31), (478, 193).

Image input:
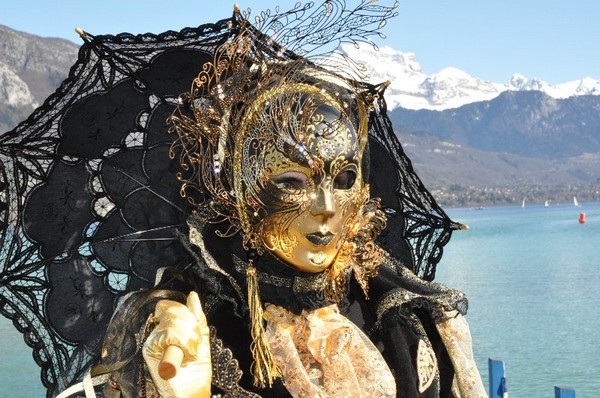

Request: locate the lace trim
(435, 314), (487, 398)
(209, 326), (260, 398)
(188, 221), (245, 300)
(374, 256), (467, 328)
(383, 251), (411, 274)
(407, 313), (441, 396)
(416, 338), (438, 393)
(264, 304), (396, 397)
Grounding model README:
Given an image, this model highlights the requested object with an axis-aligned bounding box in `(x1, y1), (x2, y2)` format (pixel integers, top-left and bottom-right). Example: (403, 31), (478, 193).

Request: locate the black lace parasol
(0, 1), (460, 396)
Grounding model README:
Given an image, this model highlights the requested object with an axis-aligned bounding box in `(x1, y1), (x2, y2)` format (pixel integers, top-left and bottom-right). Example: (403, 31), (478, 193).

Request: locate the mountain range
(1, 25), (599, 206)
(341, 44), (600, 111)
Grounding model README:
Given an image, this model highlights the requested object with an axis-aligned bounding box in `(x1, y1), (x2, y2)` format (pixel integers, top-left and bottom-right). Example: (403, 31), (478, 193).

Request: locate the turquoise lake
(438, 202), (600, 397)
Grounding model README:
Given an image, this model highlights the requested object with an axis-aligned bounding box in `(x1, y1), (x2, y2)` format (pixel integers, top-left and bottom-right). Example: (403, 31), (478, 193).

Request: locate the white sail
(574, 196), (580, 207)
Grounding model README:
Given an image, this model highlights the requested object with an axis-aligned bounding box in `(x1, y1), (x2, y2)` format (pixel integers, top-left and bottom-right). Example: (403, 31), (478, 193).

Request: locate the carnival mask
(171, 59), (386, 298)
(234, 82), (370, 273)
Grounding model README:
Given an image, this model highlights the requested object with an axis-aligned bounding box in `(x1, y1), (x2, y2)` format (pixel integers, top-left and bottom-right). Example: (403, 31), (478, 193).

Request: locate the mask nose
(310, 177), (335, 217)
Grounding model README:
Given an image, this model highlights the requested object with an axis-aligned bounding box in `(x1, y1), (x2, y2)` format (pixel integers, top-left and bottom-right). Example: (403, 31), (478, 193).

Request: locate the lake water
(0, 202), (598, 397)
(437, 202), (600, 397)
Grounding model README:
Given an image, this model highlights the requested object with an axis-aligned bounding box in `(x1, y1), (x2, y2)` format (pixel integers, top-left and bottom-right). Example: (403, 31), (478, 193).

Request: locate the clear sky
(2, 0), (599, 85)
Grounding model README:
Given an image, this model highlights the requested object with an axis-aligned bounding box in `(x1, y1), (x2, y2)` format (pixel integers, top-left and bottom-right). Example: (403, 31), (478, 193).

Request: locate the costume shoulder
(349, 253), (470, 397)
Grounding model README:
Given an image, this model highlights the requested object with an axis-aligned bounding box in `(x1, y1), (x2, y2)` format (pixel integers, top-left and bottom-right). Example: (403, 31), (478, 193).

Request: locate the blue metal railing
(487, 358), (576, 397)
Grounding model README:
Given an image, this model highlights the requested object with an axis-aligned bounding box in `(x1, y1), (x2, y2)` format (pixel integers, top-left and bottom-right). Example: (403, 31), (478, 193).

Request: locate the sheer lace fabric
(435, 311), (487, 398)
(264, 303), (395, 398)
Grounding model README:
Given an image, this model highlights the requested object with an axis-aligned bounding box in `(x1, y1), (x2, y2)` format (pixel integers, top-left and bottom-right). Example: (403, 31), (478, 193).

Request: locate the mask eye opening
(333, 168), (357, 190)
(269, 171), (309, 191)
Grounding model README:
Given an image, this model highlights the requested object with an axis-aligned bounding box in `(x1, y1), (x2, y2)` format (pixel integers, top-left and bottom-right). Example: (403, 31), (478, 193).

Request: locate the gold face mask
(234, 83), (369, 273)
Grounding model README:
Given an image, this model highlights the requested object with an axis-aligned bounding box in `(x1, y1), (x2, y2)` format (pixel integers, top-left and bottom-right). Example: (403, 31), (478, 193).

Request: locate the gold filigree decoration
(168, 12), (375, 252)
(324, 196), (387, 302)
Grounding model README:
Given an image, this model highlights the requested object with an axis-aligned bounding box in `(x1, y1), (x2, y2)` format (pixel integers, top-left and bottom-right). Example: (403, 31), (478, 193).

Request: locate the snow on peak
(505, 73), (551, 92)
(506, 74), (600, 99)
(422, 68), (500, 109)
(574, 77), (600, 95)
(340, 45), (423, 83)
(506, 73), (529, 90)
(434, 67), (472, 80)
(341, 45), (600, 110)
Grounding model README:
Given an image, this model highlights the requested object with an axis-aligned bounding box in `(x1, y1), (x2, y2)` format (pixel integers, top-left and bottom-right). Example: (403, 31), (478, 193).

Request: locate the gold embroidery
(416, 338), (437, 393)
(293, 269), (328, 296)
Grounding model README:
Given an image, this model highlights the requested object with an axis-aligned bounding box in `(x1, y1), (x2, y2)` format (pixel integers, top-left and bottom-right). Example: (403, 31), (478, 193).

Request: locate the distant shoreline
(430, 183), (600, 209)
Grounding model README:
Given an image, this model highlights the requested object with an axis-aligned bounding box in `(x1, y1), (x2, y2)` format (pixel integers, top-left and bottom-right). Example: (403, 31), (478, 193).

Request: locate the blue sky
(2, 0), (599, 85)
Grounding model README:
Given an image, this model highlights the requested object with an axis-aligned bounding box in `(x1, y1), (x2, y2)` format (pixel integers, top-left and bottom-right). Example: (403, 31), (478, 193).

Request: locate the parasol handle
(158, 345), (184, 379)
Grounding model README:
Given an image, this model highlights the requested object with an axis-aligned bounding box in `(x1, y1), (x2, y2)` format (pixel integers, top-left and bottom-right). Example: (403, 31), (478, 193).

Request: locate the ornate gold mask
(234, 83), (369, 272)
(170, 56), (386, 301)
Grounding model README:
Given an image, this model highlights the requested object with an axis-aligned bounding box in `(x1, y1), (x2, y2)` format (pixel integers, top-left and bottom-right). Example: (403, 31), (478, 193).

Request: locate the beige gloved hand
(142, 291), (212, 398)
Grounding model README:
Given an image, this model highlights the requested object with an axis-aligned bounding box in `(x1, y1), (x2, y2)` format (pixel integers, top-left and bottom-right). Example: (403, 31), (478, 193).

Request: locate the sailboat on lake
(574, 196), (581, 207)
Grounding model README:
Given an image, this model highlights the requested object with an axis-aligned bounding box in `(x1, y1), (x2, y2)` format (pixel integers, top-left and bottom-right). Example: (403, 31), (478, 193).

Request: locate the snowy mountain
(342, 44), (600, 111)
(1, 25), (599, 206)
(2, 22), (598, 115)
(390, 90), (600, 158)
